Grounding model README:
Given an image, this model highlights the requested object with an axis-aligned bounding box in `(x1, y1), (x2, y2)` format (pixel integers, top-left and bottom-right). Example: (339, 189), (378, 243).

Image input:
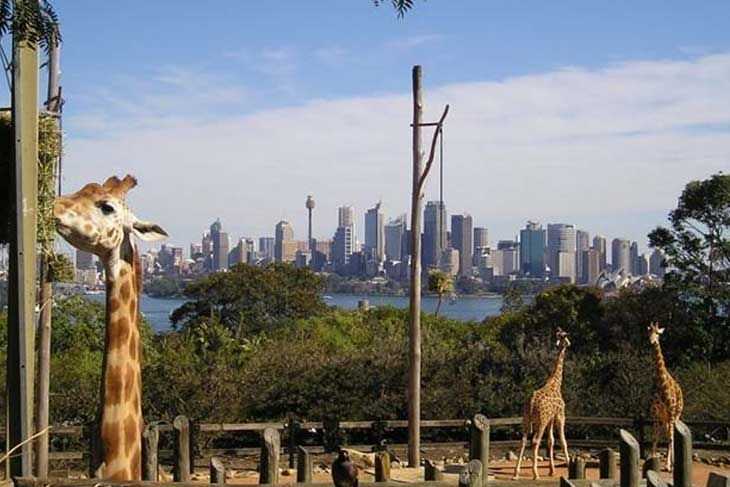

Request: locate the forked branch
(416, 104), (450, 197)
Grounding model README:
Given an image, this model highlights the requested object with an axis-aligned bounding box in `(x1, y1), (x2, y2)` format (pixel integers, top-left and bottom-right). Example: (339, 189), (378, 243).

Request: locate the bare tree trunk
(435, 295), (442, 317)
(407, 65), (423, 468)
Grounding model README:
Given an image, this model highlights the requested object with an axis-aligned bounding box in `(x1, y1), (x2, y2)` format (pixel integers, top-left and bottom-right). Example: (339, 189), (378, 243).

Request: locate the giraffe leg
(513, 433), (529, 480)
(547, 421), (556, 476)
(652, 418), (661, 461)
(666, 423), (674, 471)
(532, 423), (548, 480)
(557, 414), (569, 466)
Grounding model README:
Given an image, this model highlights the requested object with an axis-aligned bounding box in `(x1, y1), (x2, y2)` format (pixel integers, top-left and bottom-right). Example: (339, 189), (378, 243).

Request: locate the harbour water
(87, 293), (504, 332)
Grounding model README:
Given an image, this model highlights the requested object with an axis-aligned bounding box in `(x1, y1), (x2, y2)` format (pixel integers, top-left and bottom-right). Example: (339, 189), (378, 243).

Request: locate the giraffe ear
(132, 220), (168, 241)
(658, 327), (665, 334)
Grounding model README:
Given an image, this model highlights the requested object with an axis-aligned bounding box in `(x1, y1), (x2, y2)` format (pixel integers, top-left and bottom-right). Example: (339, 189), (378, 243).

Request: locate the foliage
(0, 0), (60, 52)
(372, 0), (417, 17)
(649, 172), (730, 361)
(171, 263), (328, 337)
(145, 276), (184, 298)
(427, 269), (453, 317)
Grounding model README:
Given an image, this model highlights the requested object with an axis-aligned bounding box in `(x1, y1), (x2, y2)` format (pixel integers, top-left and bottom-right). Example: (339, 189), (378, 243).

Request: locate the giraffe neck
(651, 340), (673, 402)
(546, 346), (567, 390)
(99, 238), (142, 480)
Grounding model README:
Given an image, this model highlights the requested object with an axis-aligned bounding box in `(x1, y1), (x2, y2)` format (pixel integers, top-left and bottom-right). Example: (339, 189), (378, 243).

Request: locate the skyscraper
(493, 240), (519, 276)
(305, 195), (315, 253)
(649, 248), (666, 277)
(76, 249), (94, 270)
(519, 221), (546, 277)
(593, 235), (607, 271)
(385, 215), (407, 261)
(274, 221), (295, 263)
(259, 237), (275, 261)
(364, 202), (385, 262)
(473, 227), (489, 267)
(575, 229), (590, 283)
(423, 201), (447, 269)
(210, 219), (229, 271)
(581, 248), (601, 285)
(450, 214), (473, 276)
(630, 241), (640, 276)
(547, 223), (576, 281)
(333, 205), (355, 274)
(611, 238), (631, 275)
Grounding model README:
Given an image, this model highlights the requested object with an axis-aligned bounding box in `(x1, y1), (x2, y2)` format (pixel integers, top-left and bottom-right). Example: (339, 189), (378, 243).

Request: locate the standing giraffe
(513, 329), (571, 480)
(648, 322), (683, 471)
(54, 175), (167, 480)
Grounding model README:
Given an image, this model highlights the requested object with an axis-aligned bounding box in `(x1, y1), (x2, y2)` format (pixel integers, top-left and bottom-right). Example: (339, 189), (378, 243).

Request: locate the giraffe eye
(98, 202), (115, 215)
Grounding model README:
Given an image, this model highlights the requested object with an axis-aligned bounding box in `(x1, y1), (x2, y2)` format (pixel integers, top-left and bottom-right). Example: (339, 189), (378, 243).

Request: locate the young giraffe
(648, 322), (683, 471)
(513, 328), (571, 480)
(54, 175), (167, 480)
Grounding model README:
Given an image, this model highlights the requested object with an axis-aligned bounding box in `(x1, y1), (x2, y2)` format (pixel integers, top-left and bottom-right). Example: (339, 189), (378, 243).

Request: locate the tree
(649, 172), (730, 360)
(428, 270), (453, 317)
(0, 0), (60, 52)
(171, 263), (328, 337)
(373, 0), (417, 17)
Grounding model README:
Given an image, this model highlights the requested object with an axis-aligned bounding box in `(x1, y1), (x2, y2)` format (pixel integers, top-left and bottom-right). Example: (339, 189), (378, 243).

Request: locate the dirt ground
(165, 446), (730, 485)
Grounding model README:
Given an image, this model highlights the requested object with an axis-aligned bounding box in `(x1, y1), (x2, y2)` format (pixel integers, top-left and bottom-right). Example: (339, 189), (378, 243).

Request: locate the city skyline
(24, 3), (729, 251)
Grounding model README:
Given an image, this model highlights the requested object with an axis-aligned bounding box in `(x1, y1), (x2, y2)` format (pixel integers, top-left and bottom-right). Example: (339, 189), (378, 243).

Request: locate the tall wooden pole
(35, 35), (61, 478)
(407, 64), (423, 468)
(7, 2), (39, 475)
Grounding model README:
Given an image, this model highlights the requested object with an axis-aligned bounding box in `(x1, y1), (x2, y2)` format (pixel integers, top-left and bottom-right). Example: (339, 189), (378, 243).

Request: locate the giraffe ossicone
(54, 175), (168, 481)
(513, 328), (571, 480)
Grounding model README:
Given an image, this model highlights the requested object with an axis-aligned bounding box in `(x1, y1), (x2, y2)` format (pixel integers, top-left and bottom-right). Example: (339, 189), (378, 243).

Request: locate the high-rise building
(385, 215), (407, 262)
(630, 241), (640, 276)
(593, 235), (607, 271)
(636, 253), (650, 276)
(305, 195), (316, 254)
(493, 240), (519, 276)
(333, 206), (355, 274)
(612, 238), (631, 275)
(364, 202), (385, 262)
(473, 227), (489, 267)
(451, 214), (473, 277)
(229, 238), (255, 266)
(580, 248), (601, 285)
(275, 221), (295, 263)
(575, 229), (590, 283)
(519, 221), (546, 277)
(547, 223), (576, 280)
(76, 249), (94, 270)
(649, 248), (666, 277)
(209, 219), (229, 271)
(440, 247), (460, 276)
(423, 201), (447, 269)
(189, 243), (202, 260)
(259, 237), (275, 261)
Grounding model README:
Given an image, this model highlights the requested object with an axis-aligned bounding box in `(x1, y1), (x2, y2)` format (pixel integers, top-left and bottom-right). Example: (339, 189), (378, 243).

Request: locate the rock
(506, 451), (518, 461)
(692, 453), (700, 461)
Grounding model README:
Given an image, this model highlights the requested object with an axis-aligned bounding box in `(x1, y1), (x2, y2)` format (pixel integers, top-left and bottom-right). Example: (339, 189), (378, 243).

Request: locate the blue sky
(5, 1), (730, 253)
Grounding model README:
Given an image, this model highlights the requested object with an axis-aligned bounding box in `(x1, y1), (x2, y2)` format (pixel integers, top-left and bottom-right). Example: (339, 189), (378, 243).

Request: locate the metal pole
(7, 2), (39, 475)
(407, 65), (423, 468)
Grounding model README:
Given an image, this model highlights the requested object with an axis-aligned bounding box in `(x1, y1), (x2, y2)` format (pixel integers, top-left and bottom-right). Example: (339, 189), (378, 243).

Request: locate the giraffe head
(555, 328), (571, 349)
(54, 175), (168, 257)
(647, 321), (665, 345)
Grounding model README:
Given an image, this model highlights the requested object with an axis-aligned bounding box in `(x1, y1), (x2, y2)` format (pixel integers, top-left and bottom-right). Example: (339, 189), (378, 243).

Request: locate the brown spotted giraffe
(54, 175), (167, 480)
(648, 322), (683, 471)
(513, 329), (571, 480)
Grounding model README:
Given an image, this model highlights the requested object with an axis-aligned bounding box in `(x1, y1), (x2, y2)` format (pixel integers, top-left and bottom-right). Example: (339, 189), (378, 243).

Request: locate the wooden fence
(15, 420), (730, 487)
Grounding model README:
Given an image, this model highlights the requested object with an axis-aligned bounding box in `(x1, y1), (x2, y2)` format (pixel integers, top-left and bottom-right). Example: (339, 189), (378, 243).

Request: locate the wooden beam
(7, 0), (39, 477)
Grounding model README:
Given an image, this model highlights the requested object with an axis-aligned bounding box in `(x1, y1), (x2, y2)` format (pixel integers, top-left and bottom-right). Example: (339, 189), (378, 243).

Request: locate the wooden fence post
(459, 460), (482, 487)
(210, 456), (226, 484)
(673, 421), (692, 487)
(286, 414), (299, 469)
(375, 451), (391, 482)
(599, 448), (617, 479)
(142, 423), (159, 481)
(646, 470), (668, 487)
(469, 414), (489, 485)
(259, 427), (280, 485)
(296, 446), (312, 484)
(173, 415), (191, 482)
(425, 459), (443, 481)
(619, 429), (640, 487)
(637, 416), (647, 459)
(569, 456), (585, 479)
(642, 456), (661, 478)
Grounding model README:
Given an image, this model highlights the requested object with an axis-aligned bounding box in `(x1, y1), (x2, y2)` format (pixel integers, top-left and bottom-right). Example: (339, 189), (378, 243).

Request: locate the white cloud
(386, 34), (444, 50)
(61, 53), (730, 249)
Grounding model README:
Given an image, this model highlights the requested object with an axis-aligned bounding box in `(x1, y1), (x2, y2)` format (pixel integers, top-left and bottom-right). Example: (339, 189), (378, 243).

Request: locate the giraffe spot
(109, 298), (121, 313)
(106, 365), (124, 405)
(129, 338), (137, 361)
(129, 298), (137, 318)
(83, 223), (93, 233)
(101, 419), (123, 460)
(132, 391), (140, 413)
(110, 317), (131, 348)
(120, 281), (131, 301)
(124, 365), (136, 400)
(130, 448), (141, 480)
(120, 267), (128, 277)
(107, 228), (115, 238)
(124, 414), (140, 456)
